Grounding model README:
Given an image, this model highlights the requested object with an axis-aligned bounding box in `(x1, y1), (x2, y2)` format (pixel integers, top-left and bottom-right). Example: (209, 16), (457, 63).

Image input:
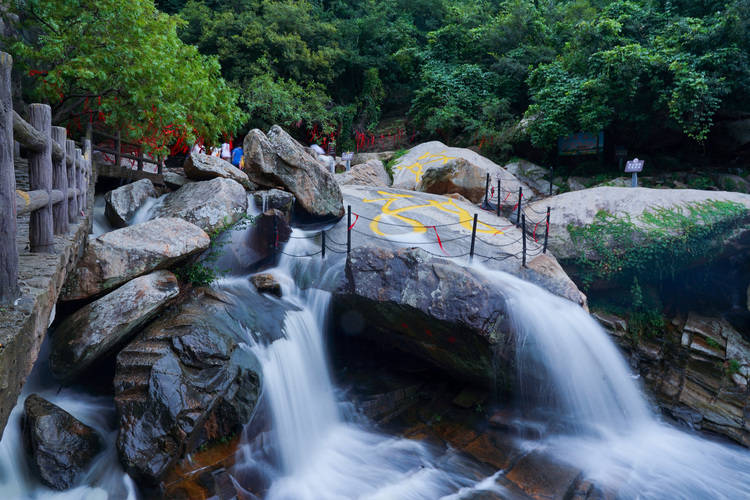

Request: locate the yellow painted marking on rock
(363, 190), (504, 237)
(16, 190), (30, 206)
(394, 151), (457, 184)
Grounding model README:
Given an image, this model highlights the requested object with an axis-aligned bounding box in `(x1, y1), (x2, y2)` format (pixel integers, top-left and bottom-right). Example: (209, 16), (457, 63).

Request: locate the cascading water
(484, 268), (750, 499)
(0, 342), (137, 500)
(220, 232), (508, 500)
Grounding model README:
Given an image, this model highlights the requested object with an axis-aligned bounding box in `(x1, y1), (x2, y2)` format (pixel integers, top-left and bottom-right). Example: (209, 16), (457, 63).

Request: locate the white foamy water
(483, 268), (750, 499)
(226, 231), (501, 500)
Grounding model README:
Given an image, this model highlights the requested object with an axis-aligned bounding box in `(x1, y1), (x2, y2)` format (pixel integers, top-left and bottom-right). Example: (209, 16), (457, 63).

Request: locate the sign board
(624, 158), (644, 173)
(557, 132), (604, 156)
(342, 152), (354, 161)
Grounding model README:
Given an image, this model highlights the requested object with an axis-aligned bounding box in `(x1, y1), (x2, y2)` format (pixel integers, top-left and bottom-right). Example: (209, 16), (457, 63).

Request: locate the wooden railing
(0, 52), (93, 304)
(91, 128), (164, 175)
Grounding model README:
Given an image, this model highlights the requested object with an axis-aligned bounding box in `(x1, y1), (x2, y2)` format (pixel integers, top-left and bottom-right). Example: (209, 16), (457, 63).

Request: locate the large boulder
(334, 246), (514, 384)
(391, 141), (532, 208)
(22, 394), (102, 490)
(525, 187), (750, 262)
(104, 179), (158, 228)
(50, 271), (180, 381)
(417, 158), (487, 203)
(61, 218), (209, 301)
(333, 245), (584, 385)
(150, 177), (247, 233)
(243, 126), (344, 218)
(114, 286), (286, 484)
(336, 159), (390, 188)
(183, 152), (255, 191)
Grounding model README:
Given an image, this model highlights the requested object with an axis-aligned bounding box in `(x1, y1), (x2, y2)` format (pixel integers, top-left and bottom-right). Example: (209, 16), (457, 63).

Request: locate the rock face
(183, 152), (255, 190)
(504, 160), (557, 197)
(417, 158), (487, 203)
(526, 186), (750, 261)
(252, 189), (295, 218)
(114, 288), (277, 484)
(391, 141), (532, 208)
(243, 126), (344, 218)
(597, 311), (750, 447)
(336, 159), (390, 188)
(163, 171), (190, 189)
(522, 253), (587, 309)
(104, 179), (158, 228)
(335, 246), (515, 384)
(351, 151), (395, 166)
(50, 271), (180, 381)
(150, 178), (248, 233)
(22, 394), (102, 490)
(251, 209), (292, 258)
(61, 218), (209, 301)
(250, 273), (282, 297)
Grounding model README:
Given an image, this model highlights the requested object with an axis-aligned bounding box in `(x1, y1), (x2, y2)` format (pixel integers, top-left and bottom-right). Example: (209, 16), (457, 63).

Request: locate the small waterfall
(225, 230), (505, 500)
(483, 268), (750, 499)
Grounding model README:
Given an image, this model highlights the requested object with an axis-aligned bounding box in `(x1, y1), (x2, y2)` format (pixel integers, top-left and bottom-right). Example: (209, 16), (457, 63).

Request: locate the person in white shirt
(221, 143), (231, 161)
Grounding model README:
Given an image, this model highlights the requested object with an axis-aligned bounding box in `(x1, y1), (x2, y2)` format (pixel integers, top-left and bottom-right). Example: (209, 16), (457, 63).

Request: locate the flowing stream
(3, 218), (750, 498)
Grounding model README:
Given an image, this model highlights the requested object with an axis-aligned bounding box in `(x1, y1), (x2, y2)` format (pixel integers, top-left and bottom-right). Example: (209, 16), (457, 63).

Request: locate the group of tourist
(191, 142), (244, 169)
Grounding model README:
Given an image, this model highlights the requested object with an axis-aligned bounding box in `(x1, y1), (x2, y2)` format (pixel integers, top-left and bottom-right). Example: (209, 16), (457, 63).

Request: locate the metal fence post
(28, 103), (54, 253)
(543, 207), (550, 254)
(51, 126), (68, 235)
(496, 179), (501, 217)
(469, 213), (478, 262)
(347, 205), (352, 255)
(515, 187), (522, 228)
(522, 214), (527, 267)
(0, 51), (18, 303)
(321, 231), (326, 259)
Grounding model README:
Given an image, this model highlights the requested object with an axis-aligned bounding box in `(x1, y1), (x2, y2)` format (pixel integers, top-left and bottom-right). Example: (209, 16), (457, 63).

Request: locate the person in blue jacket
(231, 146), (244, 169)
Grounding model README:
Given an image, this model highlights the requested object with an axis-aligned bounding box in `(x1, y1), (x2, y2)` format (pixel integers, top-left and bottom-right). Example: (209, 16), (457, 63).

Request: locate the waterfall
(224, 230), (506, 500)
(483, 268), (750, 499)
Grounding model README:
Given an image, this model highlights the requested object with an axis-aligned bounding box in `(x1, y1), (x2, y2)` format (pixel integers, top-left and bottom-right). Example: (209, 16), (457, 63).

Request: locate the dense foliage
(160, 0), (750, 156)
(5, 0), (246, 151)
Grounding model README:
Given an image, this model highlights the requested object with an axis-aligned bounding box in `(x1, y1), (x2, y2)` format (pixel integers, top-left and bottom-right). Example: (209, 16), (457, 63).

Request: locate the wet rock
(504, 159), (558, 197)
(22, 394), (102, 490)
(334, 245), (514, 384)
(336, 159), (390, 188)
(114, 288), (278, 484)
(391, 141), (532, 208)
(522, 253), (588, 309)
(351, 151), (395, 166)
(104, 179), (158, 228)
(252, 189), (295, 218)
(243, 126), (344, 219)
(504, 449), (582, 499)
(417, 158), (487, 203)
(250, 273), (282, 297)
(250, 209), (292, 259)
(592, 311), (627, 337)
(61, 218), (209, 301)
(50, 271), (180, 381)
(183, 152), (256, 191)
(151, 177), (248, 233)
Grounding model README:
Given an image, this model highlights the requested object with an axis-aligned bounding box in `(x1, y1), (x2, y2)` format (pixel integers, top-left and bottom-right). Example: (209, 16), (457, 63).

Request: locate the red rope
(533, 220), (541, 242)
(349, 213), (359, 230)
(429, 226), (448, 255)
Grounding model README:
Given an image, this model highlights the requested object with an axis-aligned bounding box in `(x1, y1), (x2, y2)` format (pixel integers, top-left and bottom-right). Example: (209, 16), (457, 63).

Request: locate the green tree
(8, 0), (245, 151)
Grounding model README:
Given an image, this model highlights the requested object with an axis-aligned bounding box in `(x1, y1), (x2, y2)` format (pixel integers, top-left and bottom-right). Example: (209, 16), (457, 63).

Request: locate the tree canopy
(6, 0), (246, 152)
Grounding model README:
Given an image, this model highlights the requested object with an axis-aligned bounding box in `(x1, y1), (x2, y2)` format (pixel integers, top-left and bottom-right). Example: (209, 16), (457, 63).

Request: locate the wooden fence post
(84, 138), (92, 209)
(515, 187), (523, 228)
(543, 207), (550, 254)
(137, 145), (144, 171)
(66, 139), (78, 223)
(496, 179), (501, 217)
(75, 148), (83, 214)
(51, 126), (68, 235)
(483, 173), (490, 208)
(0, 51), (18, 303)
(522, 214), (527, 267)
(469, 213), (478, 262)
(28, 103), (54, 253)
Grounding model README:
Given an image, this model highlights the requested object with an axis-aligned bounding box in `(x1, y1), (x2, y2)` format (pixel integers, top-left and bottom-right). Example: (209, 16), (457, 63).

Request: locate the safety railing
(0, 52), (93, 304)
